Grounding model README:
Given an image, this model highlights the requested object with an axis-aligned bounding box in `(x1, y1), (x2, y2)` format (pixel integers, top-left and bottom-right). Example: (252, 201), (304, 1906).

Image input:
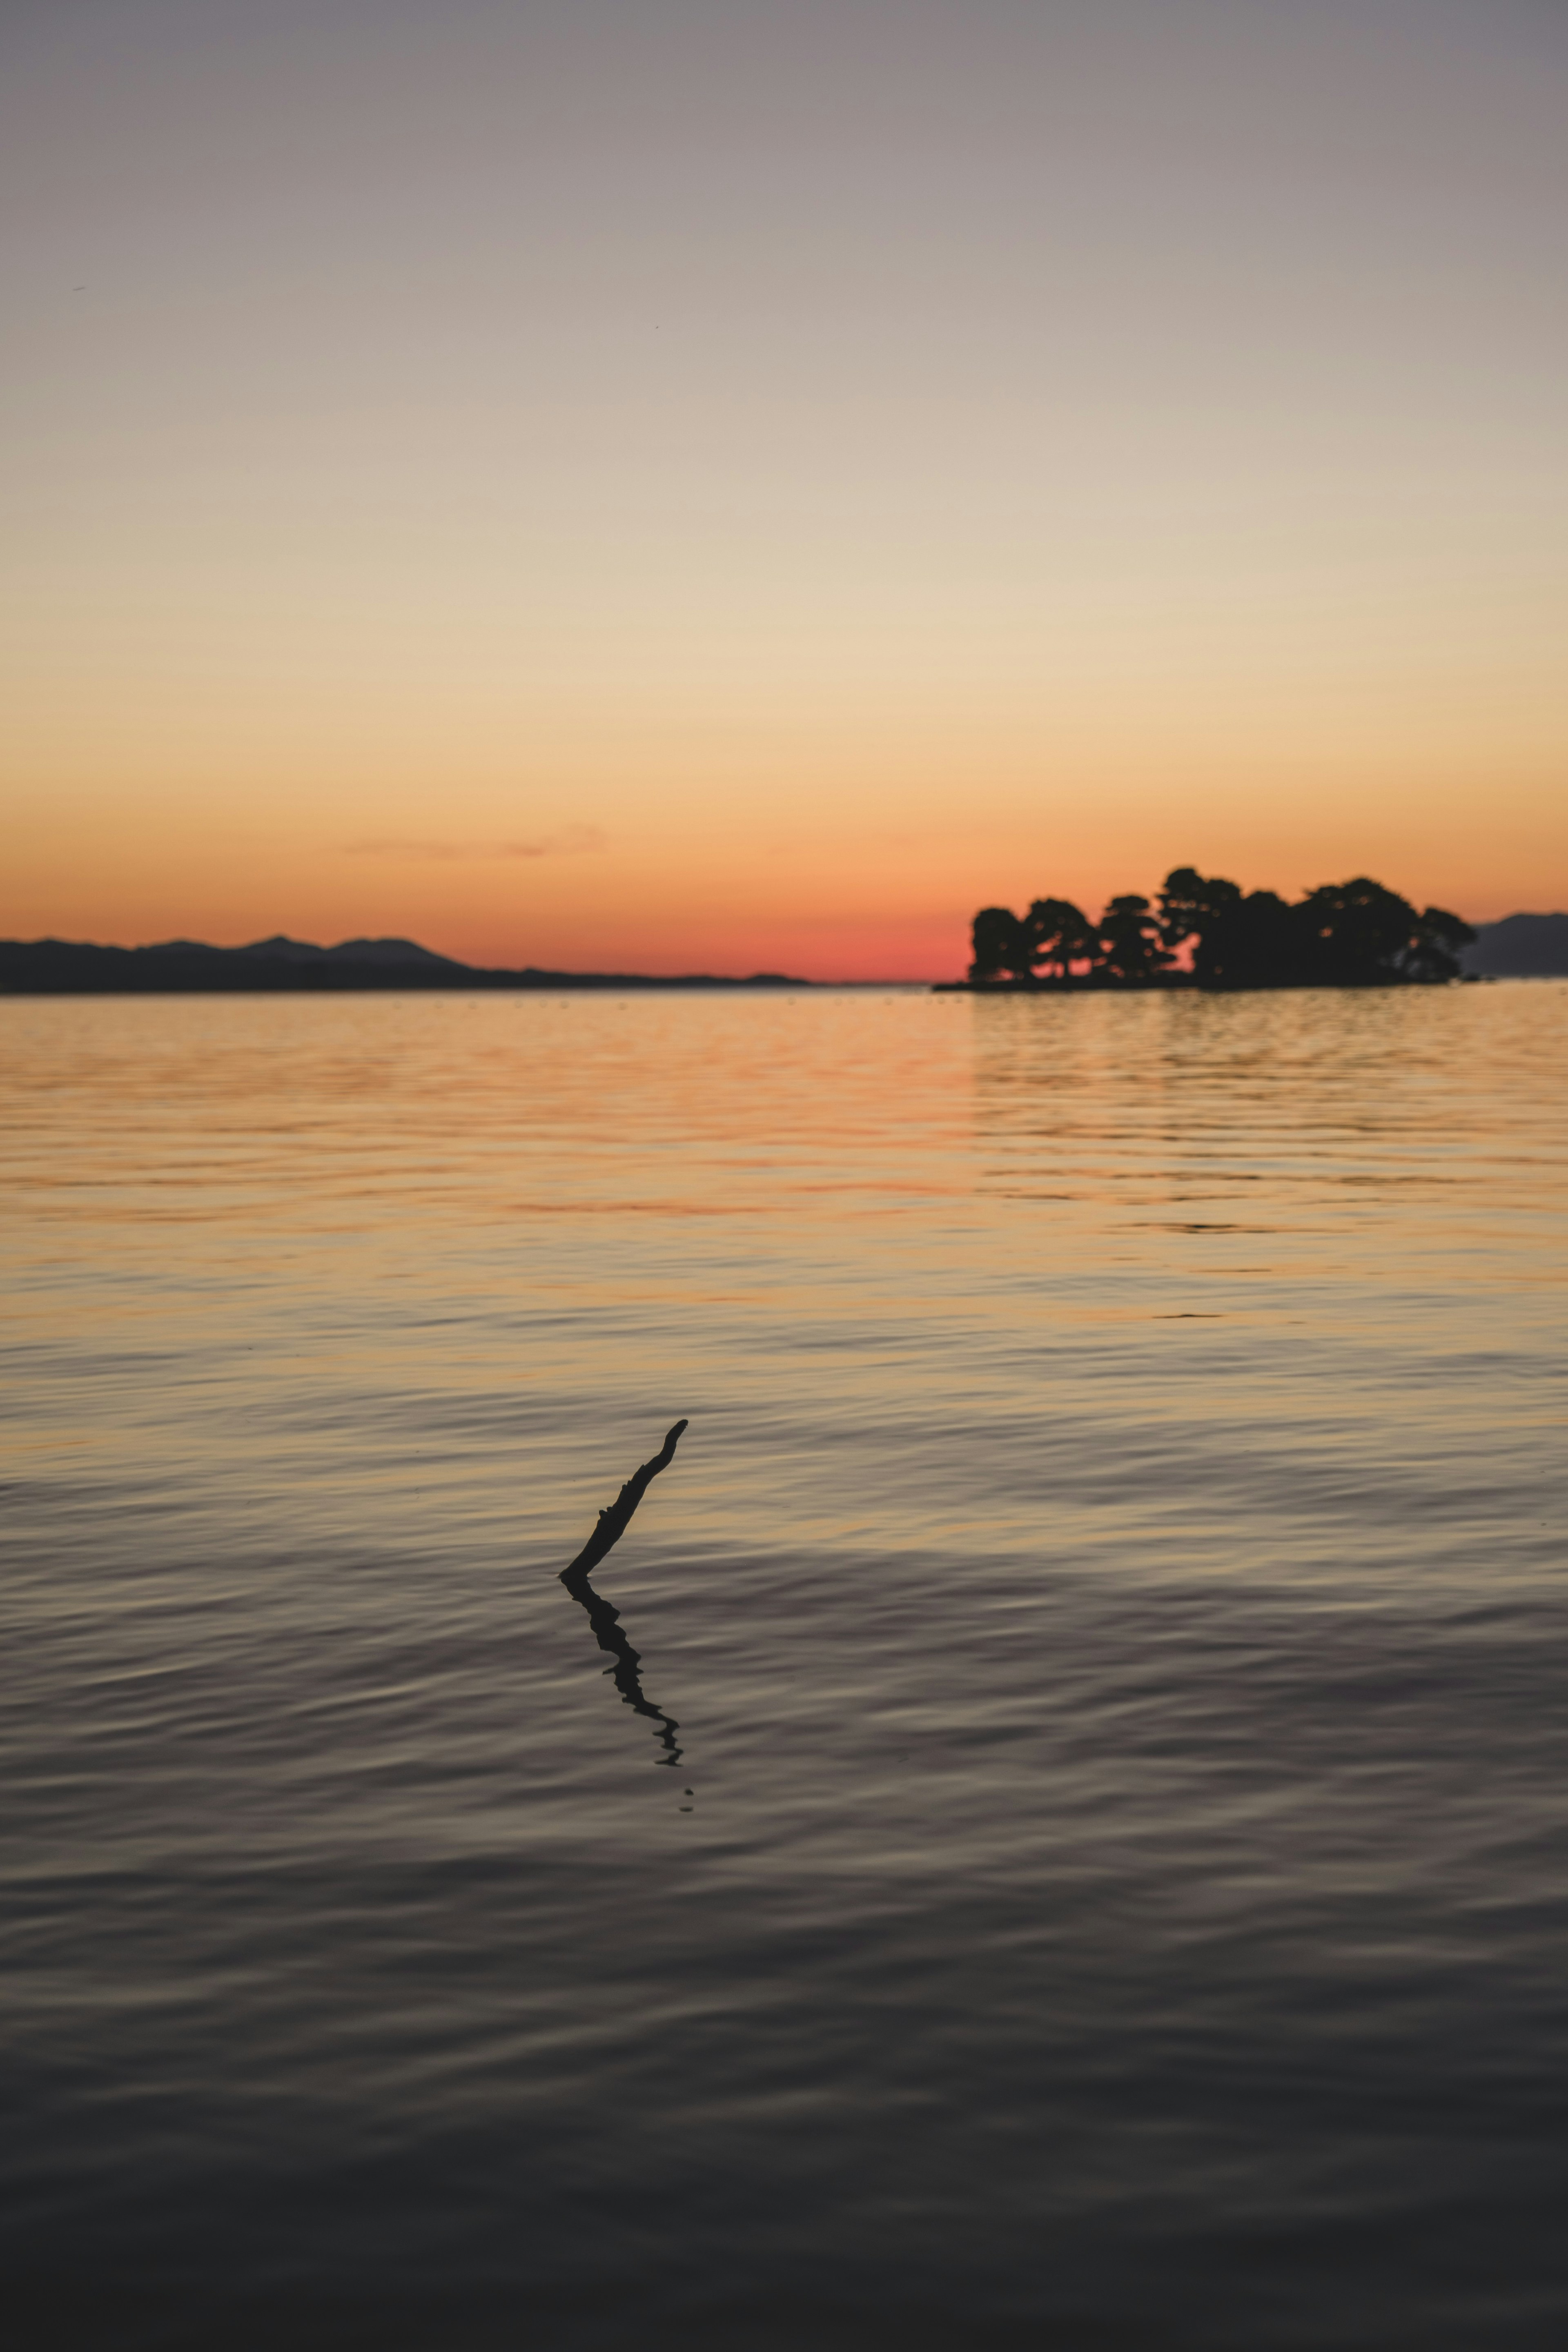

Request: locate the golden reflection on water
(4, 986), (1564, 1531)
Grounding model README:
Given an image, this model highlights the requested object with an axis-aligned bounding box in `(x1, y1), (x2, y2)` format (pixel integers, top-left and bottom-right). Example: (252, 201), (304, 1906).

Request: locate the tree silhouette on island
(968, 869), (1474, 990)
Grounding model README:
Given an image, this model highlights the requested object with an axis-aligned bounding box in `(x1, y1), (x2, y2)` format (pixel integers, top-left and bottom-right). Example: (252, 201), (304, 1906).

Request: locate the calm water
(4, 984), (1567, 2350)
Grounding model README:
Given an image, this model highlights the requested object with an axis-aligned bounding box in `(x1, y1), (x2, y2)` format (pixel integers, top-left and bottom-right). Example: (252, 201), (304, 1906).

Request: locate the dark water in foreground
(4, 984), (1567, 2350)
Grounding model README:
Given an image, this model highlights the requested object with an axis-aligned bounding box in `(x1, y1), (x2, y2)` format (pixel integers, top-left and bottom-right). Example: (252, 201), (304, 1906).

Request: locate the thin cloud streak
(343, 826), (608, 861)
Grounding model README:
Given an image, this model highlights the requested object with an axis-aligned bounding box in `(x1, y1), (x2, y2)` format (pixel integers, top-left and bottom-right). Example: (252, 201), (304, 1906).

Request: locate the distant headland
(1460, 912), (1568, 979)
(0, 935), (810, 996)
(946, 870), (1519, 991)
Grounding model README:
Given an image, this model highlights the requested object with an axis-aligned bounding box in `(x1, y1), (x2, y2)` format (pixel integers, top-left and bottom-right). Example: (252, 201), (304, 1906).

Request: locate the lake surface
(4, 983), (1566, 2350)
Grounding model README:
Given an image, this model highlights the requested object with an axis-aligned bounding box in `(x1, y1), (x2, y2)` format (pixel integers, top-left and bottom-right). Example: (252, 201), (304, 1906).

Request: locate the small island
(949, 869), (1476, 991)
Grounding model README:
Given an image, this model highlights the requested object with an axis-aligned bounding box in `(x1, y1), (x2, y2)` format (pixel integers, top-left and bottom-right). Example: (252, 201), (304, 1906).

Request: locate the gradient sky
(4, 0), (1565, 977)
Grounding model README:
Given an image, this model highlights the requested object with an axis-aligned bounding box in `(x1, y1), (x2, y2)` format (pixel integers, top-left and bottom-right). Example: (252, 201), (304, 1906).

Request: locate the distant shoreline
(0, 938), (813, 996)
(4, 907), (1566, 995)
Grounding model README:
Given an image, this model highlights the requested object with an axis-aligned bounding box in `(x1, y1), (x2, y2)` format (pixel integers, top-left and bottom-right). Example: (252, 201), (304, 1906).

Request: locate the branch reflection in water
(559, 1420), (688, 1772)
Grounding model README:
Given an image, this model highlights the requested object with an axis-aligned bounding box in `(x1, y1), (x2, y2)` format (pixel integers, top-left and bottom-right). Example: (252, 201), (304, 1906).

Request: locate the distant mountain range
(174, 934), (461, 967)
(0, 935), (808, 993)
(1459, 913), (1568, 978)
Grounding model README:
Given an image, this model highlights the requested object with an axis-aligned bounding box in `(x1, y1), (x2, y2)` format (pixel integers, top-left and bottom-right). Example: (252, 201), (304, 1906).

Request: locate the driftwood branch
(561, 1418), (688, 1579)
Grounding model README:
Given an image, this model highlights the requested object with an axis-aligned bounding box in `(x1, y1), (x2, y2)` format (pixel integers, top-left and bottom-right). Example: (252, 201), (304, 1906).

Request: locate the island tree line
(969, 870), (1474, 990)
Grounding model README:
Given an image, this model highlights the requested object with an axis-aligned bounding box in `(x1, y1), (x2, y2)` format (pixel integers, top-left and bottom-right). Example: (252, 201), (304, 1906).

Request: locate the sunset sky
(4, 0), (1565, 979)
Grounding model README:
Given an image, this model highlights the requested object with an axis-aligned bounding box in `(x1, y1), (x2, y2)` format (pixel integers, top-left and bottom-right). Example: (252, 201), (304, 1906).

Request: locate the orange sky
(4, 0), (1565, 979)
